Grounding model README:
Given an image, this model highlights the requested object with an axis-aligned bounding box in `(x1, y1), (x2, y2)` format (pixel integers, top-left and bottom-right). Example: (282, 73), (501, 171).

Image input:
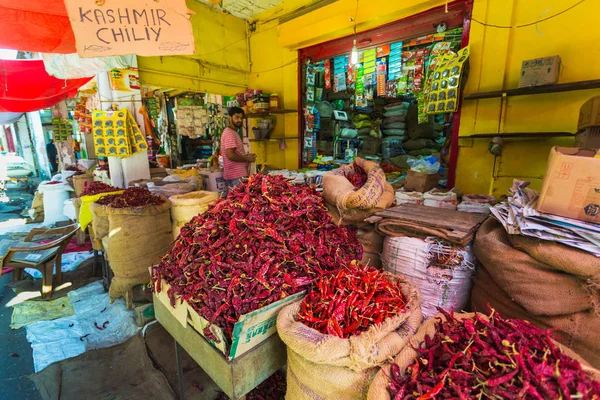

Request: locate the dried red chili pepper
(152, 174), (362, 341)
(96, 187), (165, 208)
(343, 162), (368, 189)
(80, 181), (118, 196)
(215, 371), (286, 400)
(297, 262), (407, 338)
(386, 307), (600, 399)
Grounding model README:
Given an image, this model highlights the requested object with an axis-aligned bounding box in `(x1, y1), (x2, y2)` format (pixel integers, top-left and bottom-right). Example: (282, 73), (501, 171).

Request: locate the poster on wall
(63, 0), (196, 58)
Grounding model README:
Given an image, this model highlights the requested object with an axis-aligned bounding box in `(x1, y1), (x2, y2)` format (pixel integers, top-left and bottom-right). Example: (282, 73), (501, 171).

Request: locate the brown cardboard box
(518, 56), (560, 88)
(404, 170), (439, 193)
(360, 138), (381, 156)
(578, 96), (600, 130)
(537, 146), (600, 223)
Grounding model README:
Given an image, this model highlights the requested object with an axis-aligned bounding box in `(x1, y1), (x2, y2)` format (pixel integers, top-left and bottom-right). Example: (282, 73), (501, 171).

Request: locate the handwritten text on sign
(64, 0), (195, 58)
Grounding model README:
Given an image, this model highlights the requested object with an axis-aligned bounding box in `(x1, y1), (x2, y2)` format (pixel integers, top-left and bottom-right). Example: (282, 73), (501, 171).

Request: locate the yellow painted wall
(137, 0), (249, 95)
(251, 0), (600, 193)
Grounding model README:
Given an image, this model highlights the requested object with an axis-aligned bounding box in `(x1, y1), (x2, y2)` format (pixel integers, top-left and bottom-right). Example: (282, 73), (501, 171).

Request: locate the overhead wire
(470, 0), (586, 29)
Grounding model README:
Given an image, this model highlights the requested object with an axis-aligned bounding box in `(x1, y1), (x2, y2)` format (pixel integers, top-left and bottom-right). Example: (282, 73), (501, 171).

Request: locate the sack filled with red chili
(277, 263), (422, 400)
(367, 308), (600, 400)
(96, 187), (165, 208)
(152, 173), (363, 340)
(296, 262), (410, 338)
(80, 181), (118, 196)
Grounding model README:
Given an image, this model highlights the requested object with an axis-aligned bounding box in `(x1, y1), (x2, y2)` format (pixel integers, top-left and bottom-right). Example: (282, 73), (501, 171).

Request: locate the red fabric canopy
(0, 60), (92, 112)
(0, 1), (76, 53)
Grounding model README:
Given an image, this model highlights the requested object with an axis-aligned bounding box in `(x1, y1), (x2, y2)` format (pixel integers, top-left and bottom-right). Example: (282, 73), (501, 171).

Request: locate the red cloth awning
(0, 1), (76, 53)
(0, 60), (92, 112)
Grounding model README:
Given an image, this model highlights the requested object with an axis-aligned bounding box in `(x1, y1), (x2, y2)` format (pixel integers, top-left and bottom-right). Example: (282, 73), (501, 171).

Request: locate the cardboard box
(578, 96), (600, 130)
(575, 127), (600, 148)
(199, 169), (226, 195)
(360, 138), (382, 156)
(154, 279), (304, 360)
(518, 56), (560, 88)
(404, 170), (439, 193)
(537, 147), (600, 223)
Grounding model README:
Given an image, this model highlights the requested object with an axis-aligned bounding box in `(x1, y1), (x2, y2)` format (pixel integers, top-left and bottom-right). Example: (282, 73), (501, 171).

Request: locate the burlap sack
(90, 203), (110, 251)
(322, 158), (394, 212)
(169, 191), (218, 238)
(361, 251), (382, 269)
(472, 264), (600, 368)
(474, 218), (596, 316)
(357, 227), (384, 254)
(278, 279), (422, 400)
(72, 174), (94, 197)
(509, 234), (600, 288)
(367, 312), (600, 400)
(96, 200), (172, 308)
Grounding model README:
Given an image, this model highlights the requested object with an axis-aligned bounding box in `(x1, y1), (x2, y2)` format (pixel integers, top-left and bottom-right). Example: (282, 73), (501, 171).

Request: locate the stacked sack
(403, 105), (446, 157)
(473, 218), (600, 368)
(457, 194), (496, 215)
(381, 102), (409, 159)
(381, 236), (476, 318)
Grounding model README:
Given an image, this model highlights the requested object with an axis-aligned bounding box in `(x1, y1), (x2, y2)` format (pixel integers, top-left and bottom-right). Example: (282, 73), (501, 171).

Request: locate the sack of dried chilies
(367, 308), (600, 400)
(322, 158), (395, 224)
(277, 262), (422, 400)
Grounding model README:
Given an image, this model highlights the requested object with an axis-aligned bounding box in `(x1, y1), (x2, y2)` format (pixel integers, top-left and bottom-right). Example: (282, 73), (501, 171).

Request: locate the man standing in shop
(46, 139), (58, 173)
(221, 107), (256, 193)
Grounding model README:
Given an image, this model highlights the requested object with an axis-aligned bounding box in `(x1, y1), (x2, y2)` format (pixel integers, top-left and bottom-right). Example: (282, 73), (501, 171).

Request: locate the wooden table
(153, 295), (287, 400)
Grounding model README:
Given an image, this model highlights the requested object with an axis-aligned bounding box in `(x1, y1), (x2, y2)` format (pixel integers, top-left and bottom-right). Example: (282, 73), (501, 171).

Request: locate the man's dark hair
(228, 106), (245, 117)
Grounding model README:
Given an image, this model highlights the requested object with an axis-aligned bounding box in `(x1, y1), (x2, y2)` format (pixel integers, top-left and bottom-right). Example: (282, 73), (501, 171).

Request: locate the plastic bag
(407, 156), (440, 174)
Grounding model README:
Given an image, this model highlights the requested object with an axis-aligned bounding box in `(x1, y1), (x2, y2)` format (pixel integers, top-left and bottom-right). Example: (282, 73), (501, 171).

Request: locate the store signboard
(64, 0), (196, 58)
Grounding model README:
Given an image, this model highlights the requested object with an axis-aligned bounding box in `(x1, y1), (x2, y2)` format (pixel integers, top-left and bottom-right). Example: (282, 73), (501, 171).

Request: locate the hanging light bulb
(351, 39), (358, 65)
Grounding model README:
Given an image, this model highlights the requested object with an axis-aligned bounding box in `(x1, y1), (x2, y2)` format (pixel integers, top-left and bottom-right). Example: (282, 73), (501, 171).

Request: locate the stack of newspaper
(490, 180), (600, 257)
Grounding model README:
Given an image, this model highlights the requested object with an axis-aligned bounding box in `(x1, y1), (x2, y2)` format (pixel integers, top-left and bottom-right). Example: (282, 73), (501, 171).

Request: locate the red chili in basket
(297, 262), (407, 338)
(386, 308), (600, 399)
(151, 173), (362, 341)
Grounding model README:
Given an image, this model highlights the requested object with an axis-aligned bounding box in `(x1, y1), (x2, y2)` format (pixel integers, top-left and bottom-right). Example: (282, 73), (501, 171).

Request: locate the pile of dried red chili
(343, 162), (368, 189)
(96, 187), (165, 208)
(216, 371), (286, 400)
(80, 181), (118, 196)
(387, 308), (600, 400)
(153, 173), (362, 339)
(297, 262), (407, 338)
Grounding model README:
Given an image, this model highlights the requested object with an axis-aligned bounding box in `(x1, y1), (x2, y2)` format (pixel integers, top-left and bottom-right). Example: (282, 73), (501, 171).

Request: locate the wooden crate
(153, 295), (286, 399)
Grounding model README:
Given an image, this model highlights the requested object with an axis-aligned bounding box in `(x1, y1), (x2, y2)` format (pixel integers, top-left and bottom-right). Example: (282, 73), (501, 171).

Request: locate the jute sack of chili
(367, 310), (600, 400)
(474, 218), (599, 317)
(277, 264), (422, 400)
(322, 158), (395, 223)
(169, 191), (218, 239)
(472, 264), (600, 369)
(94, 195), (172, 309)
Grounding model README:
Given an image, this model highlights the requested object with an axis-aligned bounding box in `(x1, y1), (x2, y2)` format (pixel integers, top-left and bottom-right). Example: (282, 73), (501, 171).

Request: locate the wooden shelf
(463, 79), (600, 100)
(250, 137), (299, 143)
(245, 109), (297, 118)
(460, 132), (574, 139)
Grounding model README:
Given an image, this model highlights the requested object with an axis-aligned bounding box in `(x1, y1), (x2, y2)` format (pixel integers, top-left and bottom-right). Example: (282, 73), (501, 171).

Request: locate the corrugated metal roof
(194, 0), (283, 20)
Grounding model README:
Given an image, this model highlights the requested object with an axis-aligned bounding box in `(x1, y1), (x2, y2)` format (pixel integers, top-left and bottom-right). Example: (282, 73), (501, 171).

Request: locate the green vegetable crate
(154, 279), (304, 359)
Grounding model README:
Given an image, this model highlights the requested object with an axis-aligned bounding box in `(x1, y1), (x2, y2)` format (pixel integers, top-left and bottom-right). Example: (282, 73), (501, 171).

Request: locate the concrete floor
(0, 272), (42, 400)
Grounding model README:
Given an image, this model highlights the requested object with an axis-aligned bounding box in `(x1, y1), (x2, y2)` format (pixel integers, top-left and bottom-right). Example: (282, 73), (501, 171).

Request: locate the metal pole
(174, 340), (185, 400)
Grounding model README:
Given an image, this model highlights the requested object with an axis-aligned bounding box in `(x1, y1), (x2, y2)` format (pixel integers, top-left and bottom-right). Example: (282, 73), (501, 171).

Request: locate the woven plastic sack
(367, 312), (600, 400)
(94, 200), (172, 308)
(382, 236), (475, 318)
(322, 158), (395, 213)
(169, 191), (218, 239)
(394, 190), (424, 205)
(423, 188), (458, 210)
(457, 201), (492, 215)
(278, 278), (422, 400)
